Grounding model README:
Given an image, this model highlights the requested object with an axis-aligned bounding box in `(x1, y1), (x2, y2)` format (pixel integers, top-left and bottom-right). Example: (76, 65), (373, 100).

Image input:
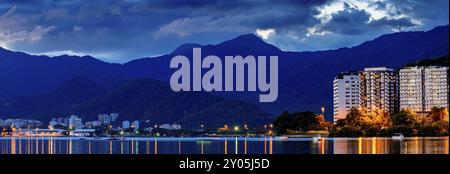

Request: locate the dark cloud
(370, 17), (417, 28)
(321, 5), (372, 35)
(0, 0), (447, 63)
(271, 0), (331, 6)
(314, 2), (419, 36)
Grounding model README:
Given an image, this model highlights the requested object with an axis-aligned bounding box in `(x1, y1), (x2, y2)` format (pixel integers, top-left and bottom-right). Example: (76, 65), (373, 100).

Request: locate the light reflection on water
(0, 137), (448, 154)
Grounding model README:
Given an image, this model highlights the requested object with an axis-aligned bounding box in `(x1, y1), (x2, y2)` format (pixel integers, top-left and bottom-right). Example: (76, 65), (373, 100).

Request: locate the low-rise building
(70, 129), (96, 137)
(85, 121), (102, 128)
(159, 124), (182, 130)
(98, 113), (119, 125)
(4, 119), (43, 128)
(12, 129), (66, 137)
(69, 115), (83, 129)
(131, 120), (140, 129)
(122, 120), (130, 129)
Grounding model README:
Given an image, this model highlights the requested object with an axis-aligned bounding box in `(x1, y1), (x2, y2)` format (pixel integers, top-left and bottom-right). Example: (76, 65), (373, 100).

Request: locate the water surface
(0, 137), (447, 154)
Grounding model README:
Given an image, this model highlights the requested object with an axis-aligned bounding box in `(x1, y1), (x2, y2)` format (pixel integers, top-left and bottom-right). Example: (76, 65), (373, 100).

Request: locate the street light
(321, 106), (325, 116)
(268, 130), (273, 136)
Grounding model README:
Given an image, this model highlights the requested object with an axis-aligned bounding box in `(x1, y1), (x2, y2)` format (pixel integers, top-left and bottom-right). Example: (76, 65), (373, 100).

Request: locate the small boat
(312, 134), (322, 142)
(273, 136), (288, 141)
(106, 137), (120, 141)
(392, 133), (404, 140)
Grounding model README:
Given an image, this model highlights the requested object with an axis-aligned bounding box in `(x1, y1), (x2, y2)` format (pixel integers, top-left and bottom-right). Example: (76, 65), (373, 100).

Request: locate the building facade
(334, 65), (448, 124)
(399, 67), (425, 112)
(131, 120), (139, 129)
(122, 120), (130, 129)
(424, 66), (449, 111)
(333, 72), (360, 123)
(400, 66), (449, 112)
(69, 115), (83, 129)
(359, 67), (398, 114)
(98, 113), (119, 125)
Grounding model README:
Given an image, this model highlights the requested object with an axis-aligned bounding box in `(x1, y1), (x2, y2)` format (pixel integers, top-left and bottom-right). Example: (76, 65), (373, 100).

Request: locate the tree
(432, 121), (449, 134)
(387, 125), (413, 136)
(368, 108), (391, 129)
(313, 114), (332, 131)
(429, 107), (449, 123)
(418, 126), (439, 136)
(343, 107), (365, 127)
(293, 111), (319, 133)
(273, 111), (323, 135)
(364, 126), (380, 137)
(273, 111), (292, 135)
(123, 127), (135, 133)
(335, 119), (347, 128)
(330, 125), (363, 137)
(52, 124), (68, 130)
(391, 109), (416, 126)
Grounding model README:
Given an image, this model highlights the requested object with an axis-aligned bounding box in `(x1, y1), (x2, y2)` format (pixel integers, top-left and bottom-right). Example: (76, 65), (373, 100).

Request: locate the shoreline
(1, 136), (448, 140)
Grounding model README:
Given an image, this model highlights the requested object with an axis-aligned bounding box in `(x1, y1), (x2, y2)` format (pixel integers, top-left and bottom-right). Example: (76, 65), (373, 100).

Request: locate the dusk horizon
(0, 24), (447, 64)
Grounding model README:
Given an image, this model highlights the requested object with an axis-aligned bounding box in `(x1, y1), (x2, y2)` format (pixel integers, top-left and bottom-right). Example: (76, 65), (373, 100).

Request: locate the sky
(0, 0), (448, 63)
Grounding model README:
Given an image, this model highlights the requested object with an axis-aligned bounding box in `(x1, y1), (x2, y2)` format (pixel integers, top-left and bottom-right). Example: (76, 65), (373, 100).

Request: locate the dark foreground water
(0, 137), (448, 154)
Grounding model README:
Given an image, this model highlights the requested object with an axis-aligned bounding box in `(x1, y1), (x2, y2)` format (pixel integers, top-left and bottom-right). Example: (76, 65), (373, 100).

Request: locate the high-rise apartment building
(333, 72), (360, 123)
(399, 67), (425, 112)
(334, 65), (448, 123)
(359, 67), (398, 114)
(400, 66), (449, 112)
(399, 66), (448, 112)
(424, 66), (449, 111)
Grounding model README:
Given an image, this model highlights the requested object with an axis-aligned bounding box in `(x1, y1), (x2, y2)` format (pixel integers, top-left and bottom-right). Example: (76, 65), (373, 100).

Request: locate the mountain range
(0, 25), (448, 127)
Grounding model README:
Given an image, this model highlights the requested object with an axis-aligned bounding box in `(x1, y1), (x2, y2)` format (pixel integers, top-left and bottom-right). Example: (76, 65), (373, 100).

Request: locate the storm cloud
(0, 0), (448, 63)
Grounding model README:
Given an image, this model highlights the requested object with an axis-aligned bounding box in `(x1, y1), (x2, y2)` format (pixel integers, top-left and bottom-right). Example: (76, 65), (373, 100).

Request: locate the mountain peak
(233, 33), (264, 42)
(171, 43), (204, 55)
(169, 33), (281, 56)
(212, 34), (282, 55)
(224, 34), (273, 47)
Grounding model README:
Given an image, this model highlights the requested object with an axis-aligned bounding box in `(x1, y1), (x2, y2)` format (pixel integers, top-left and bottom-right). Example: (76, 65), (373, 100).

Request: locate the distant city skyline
(0, 0), (448, 63)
